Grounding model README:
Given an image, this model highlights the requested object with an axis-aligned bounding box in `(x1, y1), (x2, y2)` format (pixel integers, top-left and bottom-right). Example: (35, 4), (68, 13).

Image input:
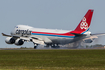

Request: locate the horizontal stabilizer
(91, 33), (105, 36)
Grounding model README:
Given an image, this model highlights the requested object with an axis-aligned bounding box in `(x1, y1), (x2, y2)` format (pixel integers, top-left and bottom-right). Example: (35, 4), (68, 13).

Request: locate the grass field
(0, 49), (105, 70)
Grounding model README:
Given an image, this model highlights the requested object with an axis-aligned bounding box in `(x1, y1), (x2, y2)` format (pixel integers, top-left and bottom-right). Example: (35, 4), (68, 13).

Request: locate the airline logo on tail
(80, 17), (88, 30)
(70, 9), (93, 34)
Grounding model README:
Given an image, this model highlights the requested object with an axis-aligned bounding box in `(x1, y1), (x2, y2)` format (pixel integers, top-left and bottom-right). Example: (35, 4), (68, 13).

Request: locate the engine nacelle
(15, 39), (24, 46)
(83, 39), (93, 43)
(5, 37), (15, 44)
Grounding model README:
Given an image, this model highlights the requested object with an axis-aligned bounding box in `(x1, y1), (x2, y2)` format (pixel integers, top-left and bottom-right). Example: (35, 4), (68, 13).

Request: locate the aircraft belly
(31, 35), (73, 45)
(48, 36), (73, 44)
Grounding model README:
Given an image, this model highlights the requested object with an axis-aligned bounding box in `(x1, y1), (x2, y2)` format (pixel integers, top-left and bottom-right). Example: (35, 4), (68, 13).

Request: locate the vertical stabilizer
(71, 9), (94, 34)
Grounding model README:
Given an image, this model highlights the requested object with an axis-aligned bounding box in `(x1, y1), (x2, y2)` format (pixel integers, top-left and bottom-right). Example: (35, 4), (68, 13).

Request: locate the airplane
(2, 9), (105, 49)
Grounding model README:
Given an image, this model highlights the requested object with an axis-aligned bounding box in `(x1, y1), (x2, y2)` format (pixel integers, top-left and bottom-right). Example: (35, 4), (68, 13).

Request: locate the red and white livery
(2, 9), (105, 49)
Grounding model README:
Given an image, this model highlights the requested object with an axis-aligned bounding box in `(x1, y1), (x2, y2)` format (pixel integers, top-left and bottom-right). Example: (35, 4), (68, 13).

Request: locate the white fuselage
(11, 25), (83, 45)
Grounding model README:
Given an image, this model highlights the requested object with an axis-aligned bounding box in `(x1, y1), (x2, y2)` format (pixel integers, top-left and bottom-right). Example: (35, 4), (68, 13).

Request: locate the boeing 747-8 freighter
(2, 9), (105, 49)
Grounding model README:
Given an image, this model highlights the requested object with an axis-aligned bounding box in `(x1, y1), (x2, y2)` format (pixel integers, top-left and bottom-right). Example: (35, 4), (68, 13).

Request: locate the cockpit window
(15, 26), (18, 28)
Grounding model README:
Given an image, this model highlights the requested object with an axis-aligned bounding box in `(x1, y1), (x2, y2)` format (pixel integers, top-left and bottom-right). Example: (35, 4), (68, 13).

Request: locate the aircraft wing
(16, 36), (46, 45)
(30, 36), (52, 45)
(19, 36), (52, 45)
(86, 33), (105, 40)
(19, 36), (46, 45)
(83, 35), (98, 40)
(2, 33), (11, 37)
(2, 33), (20, 38)
(82, 33), (105, 43)
(2, 33), (46, 45)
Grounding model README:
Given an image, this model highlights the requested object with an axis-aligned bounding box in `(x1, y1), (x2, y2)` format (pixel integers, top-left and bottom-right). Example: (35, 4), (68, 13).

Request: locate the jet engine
(15, 39), (24, 46)
(83, 39), (93, 43)
(5, 37), (15, 44)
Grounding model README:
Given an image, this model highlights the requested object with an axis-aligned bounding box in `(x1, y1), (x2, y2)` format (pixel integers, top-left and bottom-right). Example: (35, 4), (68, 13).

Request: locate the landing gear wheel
(51, 44), (60, 48)
(44, 44), (50, 48)
(33, 43), (38, 49)
(34, 46), (37, 49)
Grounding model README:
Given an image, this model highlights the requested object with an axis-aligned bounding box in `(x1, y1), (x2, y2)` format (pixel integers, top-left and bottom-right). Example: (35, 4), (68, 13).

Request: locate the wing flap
(32, 39), (45, 45)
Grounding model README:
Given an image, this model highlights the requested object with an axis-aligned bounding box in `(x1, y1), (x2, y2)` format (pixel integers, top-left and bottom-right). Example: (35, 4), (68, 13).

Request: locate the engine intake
(5, 37), (15, 44)
(15, 39), (24, 46)
(83, 39), (93, 43)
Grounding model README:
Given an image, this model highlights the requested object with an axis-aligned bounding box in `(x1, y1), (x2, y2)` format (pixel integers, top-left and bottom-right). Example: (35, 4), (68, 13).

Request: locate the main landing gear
(51, 44), (60, 48)
(45, 44), (60, 48)
(33, 43), (60, 49)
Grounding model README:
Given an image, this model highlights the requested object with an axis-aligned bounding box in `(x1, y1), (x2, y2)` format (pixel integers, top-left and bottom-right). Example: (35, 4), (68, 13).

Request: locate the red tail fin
(71, 9), (94, 34)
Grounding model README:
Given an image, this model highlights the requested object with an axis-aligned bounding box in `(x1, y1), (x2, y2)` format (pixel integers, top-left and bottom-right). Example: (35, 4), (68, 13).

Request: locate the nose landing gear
(34, 43), (38, 49)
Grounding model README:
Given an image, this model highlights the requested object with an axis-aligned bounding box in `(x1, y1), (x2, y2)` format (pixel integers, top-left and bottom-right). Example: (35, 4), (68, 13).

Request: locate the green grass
(0, 49), (105, 70)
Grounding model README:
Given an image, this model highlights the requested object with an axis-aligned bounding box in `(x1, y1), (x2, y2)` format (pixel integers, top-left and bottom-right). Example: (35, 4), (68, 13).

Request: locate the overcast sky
(0, 0), (105, 48)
